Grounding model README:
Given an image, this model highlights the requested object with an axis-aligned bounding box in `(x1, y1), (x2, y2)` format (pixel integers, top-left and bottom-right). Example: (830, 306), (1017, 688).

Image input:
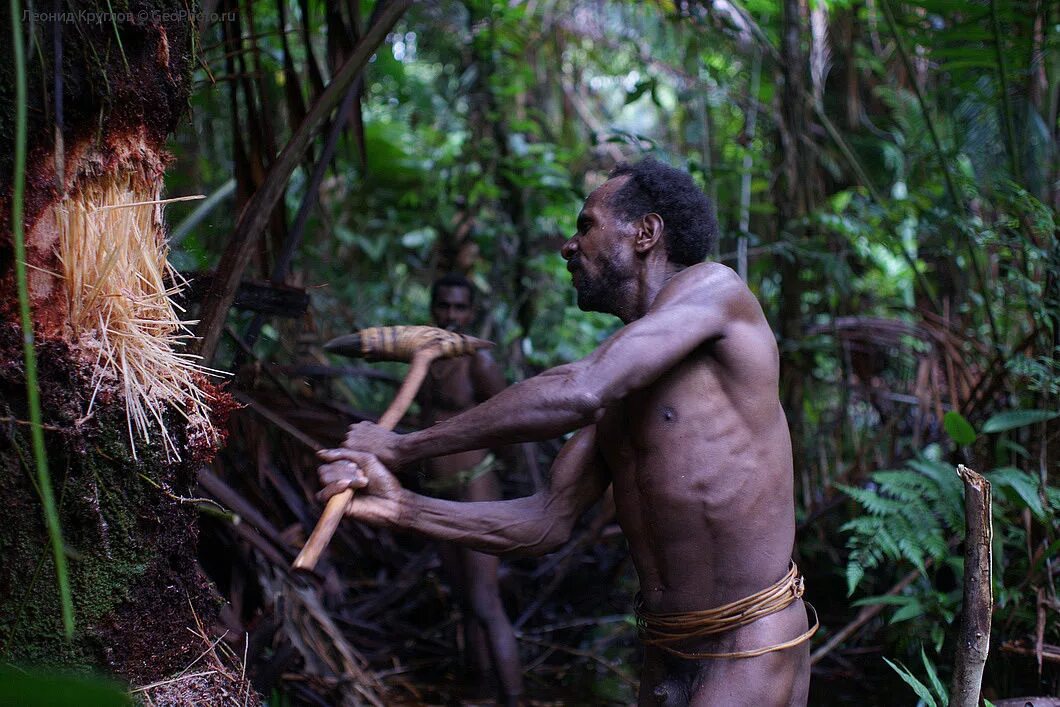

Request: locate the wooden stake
(950, 464), (992, 707)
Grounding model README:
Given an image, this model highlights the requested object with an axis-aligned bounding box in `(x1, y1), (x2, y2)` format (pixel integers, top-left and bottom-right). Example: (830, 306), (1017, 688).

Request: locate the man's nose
(561, 236), (577, 260)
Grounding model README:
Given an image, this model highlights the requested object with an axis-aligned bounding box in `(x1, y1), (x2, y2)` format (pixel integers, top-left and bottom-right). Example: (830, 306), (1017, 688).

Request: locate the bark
(950, 464), (993, 707)
(0, 3), (252, 700)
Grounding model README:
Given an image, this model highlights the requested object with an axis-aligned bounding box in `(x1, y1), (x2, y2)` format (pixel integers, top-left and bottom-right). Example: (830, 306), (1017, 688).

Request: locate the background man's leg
(464, 548), (523, 702)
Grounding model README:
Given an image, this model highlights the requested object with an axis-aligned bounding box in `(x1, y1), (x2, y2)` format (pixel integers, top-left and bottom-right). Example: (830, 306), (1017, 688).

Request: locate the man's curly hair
(608, 159), (718, 265)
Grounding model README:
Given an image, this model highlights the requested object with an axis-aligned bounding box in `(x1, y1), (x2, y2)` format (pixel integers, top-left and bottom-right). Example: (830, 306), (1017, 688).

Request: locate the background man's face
(561, 178), (637, 314)
(431, 285), (473, 331)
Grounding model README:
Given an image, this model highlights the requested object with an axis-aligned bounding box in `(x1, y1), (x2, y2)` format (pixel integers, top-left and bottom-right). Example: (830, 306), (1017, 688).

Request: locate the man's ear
(634, 213), (664, 254)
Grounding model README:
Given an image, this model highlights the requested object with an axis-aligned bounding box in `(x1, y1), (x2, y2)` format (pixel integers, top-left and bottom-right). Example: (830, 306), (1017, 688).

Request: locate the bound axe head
(324, 325), (493, 363)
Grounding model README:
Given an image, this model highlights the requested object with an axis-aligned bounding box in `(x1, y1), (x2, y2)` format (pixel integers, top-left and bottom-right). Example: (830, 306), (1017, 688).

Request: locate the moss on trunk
(0, 327), (224, 683)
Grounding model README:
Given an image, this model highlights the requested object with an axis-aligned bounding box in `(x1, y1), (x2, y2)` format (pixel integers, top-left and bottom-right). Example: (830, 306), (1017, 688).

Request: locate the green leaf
(400, 227), (436, 249)
(981, 409), (1059, 434)
(920, 647), (948, 704)
(943, 411), (977, 446)
(999, 438), (1030, 459)
(846, 561), (865, 596)
(0, 667), (132, 706)
(625, 79), (653, 105)
(988, 467), (1045, 519)
(890, 598), (924, 624)
(883, 657), (937, 707)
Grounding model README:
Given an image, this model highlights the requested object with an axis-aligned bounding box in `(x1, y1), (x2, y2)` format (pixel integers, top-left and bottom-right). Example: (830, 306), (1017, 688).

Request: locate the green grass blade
(883, 657), (938, 707)
(9, 0), (75, 638)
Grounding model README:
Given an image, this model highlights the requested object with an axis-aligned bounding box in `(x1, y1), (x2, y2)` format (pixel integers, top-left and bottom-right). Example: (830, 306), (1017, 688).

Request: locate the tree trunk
(774, 0), (819, 472)
(0, 4), (253, 701)
(950, 465), (993, 707)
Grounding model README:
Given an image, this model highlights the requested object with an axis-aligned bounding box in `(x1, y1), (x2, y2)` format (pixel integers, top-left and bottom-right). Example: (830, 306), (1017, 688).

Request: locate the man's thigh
(640, 642), (810, 707)
(688, 644), (810, 707)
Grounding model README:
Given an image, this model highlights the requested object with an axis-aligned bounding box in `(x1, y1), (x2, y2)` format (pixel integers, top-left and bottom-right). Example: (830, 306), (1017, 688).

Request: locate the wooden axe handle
(292, 347), (437, 572)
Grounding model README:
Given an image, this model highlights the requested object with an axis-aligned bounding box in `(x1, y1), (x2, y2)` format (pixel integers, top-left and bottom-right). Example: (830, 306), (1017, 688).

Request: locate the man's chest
(596, 353), (723, 454)
(425, 358), (476, 411)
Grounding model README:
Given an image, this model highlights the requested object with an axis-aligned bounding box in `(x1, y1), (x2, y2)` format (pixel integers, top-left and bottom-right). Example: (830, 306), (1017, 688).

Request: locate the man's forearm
(395, 366), (599, 463)
(397, 489), (570, 556)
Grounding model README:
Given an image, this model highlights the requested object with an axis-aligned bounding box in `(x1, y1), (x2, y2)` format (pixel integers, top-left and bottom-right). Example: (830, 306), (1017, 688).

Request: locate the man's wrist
(393, 429), (421, 465)
(392, 488), (418, 530)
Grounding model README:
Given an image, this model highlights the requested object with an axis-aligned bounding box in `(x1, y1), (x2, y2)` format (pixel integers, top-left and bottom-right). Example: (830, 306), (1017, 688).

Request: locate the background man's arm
(348, 264), (752, 466)
(320, 426), (609, 556)
(470, 349), (507, 401)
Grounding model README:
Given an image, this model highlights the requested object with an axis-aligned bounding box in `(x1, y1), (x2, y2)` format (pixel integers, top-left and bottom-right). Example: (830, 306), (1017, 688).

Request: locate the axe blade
(323, 332), (364, 358)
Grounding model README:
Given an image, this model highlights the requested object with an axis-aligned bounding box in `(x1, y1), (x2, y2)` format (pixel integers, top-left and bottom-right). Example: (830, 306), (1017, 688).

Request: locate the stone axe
(292, 325), (493, 571)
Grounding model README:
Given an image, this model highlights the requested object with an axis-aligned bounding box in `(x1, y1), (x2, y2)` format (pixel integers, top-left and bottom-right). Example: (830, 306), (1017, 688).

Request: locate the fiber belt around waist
(634, 561), (819, 660)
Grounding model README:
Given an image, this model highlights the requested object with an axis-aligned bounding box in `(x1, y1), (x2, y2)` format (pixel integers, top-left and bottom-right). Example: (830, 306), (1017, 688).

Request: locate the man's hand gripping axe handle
(292, 325), (493, 572)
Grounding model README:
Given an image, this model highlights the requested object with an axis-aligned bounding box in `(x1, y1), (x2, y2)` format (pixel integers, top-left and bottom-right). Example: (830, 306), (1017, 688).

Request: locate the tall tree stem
(989, 0), (1020, 179)
(9, 0), (74, 637)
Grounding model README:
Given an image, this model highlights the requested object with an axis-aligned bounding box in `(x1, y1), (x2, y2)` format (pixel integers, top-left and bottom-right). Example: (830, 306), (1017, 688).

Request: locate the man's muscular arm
(348, 263), (757, 466)
(470, 350), (538, 476)
(319, 427), (609, 556)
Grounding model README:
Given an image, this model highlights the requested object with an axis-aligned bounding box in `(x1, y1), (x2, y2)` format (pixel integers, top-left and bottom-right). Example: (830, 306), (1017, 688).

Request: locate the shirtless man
(319, 159), (814, 705)
(419, 273), (523, 703)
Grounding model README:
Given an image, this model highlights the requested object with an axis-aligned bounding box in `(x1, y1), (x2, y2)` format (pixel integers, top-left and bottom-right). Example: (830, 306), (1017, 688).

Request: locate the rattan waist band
(635, 561), (819, 660)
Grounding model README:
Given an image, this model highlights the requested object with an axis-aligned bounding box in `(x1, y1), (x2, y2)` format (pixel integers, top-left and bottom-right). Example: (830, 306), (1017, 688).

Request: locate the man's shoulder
(472, 346), (501, 369)
(655, 261), (751, 309)
(684, 260), (742, 284)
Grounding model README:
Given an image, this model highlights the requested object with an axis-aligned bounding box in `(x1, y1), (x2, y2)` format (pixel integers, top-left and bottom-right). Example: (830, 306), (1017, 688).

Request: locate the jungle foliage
(117, 0), (1060, 701)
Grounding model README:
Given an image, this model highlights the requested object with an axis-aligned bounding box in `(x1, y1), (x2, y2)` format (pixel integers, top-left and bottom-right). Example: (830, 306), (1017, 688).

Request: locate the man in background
(418, 273), (523, 704)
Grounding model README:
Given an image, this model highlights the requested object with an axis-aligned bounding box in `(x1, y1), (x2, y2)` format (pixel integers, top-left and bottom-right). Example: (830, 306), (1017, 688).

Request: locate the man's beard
(572, 258), (625, 315)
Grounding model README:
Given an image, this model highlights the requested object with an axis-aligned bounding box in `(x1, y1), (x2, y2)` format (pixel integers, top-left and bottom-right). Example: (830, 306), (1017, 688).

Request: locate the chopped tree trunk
(0, 4), (255, 702)
(950, 464), (993, 707)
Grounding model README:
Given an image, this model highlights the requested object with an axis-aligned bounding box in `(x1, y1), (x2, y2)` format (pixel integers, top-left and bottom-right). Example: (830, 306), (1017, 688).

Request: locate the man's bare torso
(423, 355), (491, 487)
(596, 263), (809, 704)
(326, 263), (809, 704)
(600, 320), (795, 614)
